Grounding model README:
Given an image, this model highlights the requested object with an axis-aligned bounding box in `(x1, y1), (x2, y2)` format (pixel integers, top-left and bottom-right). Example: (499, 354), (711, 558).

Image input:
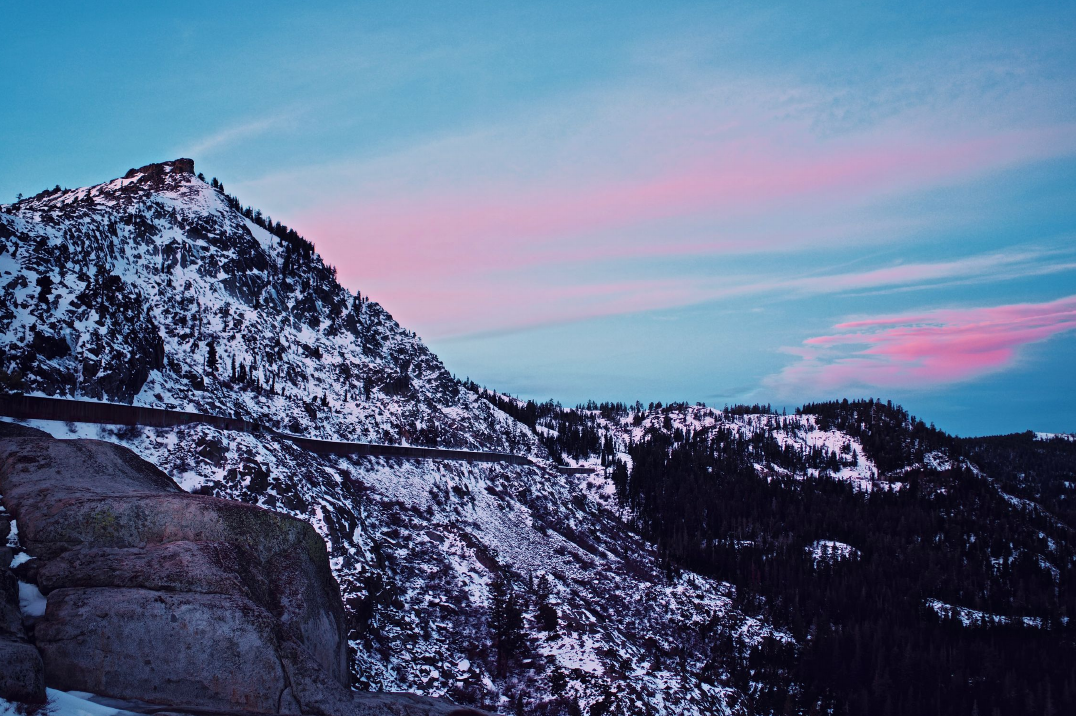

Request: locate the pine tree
(206, 341), (218, 374)
(489, 575), (525, 676)
(534, 574), (559, 634)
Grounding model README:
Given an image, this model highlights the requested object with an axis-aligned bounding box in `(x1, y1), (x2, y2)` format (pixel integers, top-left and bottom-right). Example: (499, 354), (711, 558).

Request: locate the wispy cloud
(181, 113), (296, 158)
(777, 249), (1076, 298)
(302, 127), (1069, 274)
(766, 295), (1076, 394)
(399, 246), (1076, 339)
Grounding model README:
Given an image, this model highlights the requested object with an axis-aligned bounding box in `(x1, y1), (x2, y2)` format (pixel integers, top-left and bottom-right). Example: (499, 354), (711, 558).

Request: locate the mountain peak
(0, 162), (528, 453)
(6, 158), (201, 212)
(123, 158), (195, 179)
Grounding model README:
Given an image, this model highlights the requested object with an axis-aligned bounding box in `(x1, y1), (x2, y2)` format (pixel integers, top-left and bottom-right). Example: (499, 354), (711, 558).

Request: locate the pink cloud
(768, 295), (1076, 393)
(220, 57), (1076, 343)
(285, 120), (1075, 339)
(361, 274), (708, 339)
(361, 247), (1070, 341)
(300, 129), (1039, 281)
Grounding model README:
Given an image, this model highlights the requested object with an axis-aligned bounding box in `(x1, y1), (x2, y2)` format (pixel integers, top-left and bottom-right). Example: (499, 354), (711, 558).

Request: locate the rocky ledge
(0, 423), (481, 715)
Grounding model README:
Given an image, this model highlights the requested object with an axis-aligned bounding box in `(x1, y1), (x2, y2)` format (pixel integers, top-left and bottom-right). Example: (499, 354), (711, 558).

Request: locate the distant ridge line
(0, 393), (534, 466)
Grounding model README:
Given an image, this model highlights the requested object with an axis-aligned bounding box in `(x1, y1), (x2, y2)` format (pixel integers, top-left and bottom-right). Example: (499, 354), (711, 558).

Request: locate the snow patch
(0, 688), (140, 716)
(19, 580), (47, 617)
(807, 540), (860, 564)
(1035, 432), (1075, 442)
(925, 599), (1049, 629)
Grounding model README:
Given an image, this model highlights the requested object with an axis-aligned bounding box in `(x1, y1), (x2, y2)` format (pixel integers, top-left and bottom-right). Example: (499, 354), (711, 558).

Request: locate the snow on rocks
(17, 581), (46, 618)
(1034, 432), (1075, 442)
(807, 540), (860, 565)
(551, 404), (885, 493)
(0, 688), (138, 716)
(0, 160), (539, 456)
(924, 599), (1050, 629)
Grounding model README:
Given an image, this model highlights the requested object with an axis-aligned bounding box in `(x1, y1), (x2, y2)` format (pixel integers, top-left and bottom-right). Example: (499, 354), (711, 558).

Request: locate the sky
(2, 1), (1075, 436)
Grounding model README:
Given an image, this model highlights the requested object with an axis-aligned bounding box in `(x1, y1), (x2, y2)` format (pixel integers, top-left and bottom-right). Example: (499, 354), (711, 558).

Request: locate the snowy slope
(0, 160), (535, 454)
(547, 404), (884, 498)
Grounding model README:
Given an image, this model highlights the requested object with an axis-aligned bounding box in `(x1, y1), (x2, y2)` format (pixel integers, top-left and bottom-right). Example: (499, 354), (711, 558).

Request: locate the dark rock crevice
(0, 423), (47, 703)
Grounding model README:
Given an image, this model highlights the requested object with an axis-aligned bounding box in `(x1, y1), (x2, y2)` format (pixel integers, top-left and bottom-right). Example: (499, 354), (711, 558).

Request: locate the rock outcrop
(0, 426), (476, 715)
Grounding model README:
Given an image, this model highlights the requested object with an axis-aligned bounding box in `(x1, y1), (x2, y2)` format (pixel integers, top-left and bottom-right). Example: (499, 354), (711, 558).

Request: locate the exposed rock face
(0, 639), (46, 703)
(0, 424), (47, 703)
(0, 431), (472, 714)
(40, 588), (290, 713)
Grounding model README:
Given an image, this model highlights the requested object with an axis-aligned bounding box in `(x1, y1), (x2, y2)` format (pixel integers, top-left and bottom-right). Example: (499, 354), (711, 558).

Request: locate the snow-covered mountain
(545, 403), (886, 497)
(0, 161), (783, 715)
(0, 159), (534, 454)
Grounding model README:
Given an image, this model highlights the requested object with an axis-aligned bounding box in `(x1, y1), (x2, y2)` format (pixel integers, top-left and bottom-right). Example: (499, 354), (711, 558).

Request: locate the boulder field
(0, 423), (481, 715)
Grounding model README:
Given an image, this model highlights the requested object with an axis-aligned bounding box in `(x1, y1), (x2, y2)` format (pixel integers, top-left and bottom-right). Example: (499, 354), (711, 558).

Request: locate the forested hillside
(470, 393), (1076, 715)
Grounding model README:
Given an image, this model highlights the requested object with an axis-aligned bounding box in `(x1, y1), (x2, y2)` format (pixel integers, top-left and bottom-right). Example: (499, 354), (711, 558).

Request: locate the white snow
(19, 580), (47, 617)
(925, 599), (1049, 629)
(1035, 432), (1075, 442)
(807, 540), (860, 564)
(0, 689), (139, 716)
(9, 551), (31, 568)
(554, 406), (886, 494)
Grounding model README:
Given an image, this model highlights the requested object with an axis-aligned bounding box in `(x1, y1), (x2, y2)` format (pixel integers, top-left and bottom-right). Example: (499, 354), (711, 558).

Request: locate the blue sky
(3, 1), (1075, 435)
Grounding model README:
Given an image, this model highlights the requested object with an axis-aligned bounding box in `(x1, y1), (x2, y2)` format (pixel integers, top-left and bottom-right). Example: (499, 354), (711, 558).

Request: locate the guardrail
(287, 435), (532, 465)
(553, 466), (597, 475)
(0, 394), (534, 466)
